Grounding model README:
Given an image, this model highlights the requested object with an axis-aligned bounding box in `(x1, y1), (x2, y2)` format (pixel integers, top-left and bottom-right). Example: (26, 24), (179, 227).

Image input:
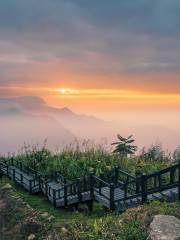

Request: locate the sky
(0, 0), (180, 120)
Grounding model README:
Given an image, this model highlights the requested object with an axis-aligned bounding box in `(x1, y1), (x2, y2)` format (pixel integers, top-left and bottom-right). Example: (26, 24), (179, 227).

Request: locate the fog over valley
(0, 96), (180, 153)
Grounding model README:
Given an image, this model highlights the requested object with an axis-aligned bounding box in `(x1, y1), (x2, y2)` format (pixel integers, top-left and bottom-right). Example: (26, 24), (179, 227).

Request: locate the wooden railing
(1, 157), (180, 210)
(49, 175), (92, 207)
(114, 160), (180, 205)
(1, 158), (41, 177)
(0, 160), (40, 193)
(100, 167), (136, 186)
(53, 171), (71, 185)
(93, 175), (111, 197)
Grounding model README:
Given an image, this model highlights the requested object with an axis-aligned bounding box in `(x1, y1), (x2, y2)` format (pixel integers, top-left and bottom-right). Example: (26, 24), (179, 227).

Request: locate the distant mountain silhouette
(8, 96), (111, 140)
(0, 97), (75, 152)
(11, 96), (103, 123)
(0, 96), (180, 152)
(0, 99), (23, 115)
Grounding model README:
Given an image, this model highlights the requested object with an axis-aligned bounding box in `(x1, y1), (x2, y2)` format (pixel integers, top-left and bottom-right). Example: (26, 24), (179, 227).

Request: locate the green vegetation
(0, 138), (179, 239)
(1, 139), (175, 180)
(0, 178), (179, 240)
(111, 135), (137, 157)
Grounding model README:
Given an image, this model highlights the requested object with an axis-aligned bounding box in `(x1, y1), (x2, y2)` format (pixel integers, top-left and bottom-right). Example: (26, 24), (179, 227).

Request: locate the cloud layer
(0, 0), (180, 93)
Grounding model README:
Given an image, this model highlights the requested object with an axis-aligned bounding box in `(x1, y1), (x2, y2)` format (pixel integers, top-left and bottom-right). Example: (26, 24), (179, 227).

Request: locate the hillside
(0, 177), (179, 240)
(0, 141), (180, 239)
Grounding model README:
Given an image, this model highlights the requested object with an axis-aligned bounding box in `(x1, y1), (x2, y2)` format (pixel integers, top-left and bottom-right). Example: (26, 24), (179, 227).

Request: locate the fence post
(141, 173), (147, 204)
(154, 176), (157, 189)
(11, 157), (14, 166)
(83, 177), (86, 192)
(0, 165), (2, 178)
(135, 175), (140, 194)
(33, 160), (36, 170)
(124, 182), (128, 199)
(77, 178), (82, 202)
(7, 165), (9, 177)
(64, 185), (67, 206)
(64, 177), (67, 185)
(38, 176), (41, 191)
(53, 189), (56, 207)
(13, 169), (15, 181)
(114, 167), (119, 185)
(20, 162), (22, 171)
(20, 174), (23, 185)
(99, 174), (103, 195)
(178, 160), (180, 201)
(110, 183), (115, 210)
(54, 171), (57, 181)
(29, 180), (32, 194)
(90, 173), (94, 199)
(158, 173), (161, 189)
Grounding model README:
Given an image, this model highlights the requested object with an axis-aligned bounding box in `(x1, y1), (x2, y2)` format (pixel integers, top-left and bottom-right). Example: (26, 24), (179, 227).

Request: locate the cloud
(2, 0), (180, 36)
(0, 0), (180, 91)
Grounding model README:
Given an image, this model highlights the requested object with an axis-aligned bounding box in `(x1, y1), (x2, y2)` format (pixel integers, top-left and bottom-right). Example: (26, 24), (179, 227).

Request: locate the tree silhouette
(112, 134), (137, 157)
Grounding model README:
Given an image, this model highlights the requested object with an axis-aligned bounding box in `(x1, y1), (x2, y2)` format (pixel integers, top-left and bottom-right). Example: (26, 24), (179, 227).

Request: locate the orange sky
(1, 77), (180, 120)
(1, 59), (180, 116)
(1, 0), (180, 121)
(1, 0), (180, 152)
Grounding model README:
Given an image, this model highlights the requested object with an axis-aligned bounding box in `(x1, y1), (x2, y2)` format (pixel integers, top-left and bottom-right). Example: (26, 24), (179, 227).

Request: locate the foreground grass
(0, 177), (180, 240)
(6, 142), (172, 181)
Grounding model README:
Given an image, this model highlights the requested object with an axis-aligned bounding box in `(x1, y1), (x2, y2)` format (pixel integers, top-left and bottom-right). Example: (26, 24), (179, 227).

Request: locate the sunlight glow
(55, 88), (80, 95)
(59, 88), (67, 94)
(53, 88), (180, 100)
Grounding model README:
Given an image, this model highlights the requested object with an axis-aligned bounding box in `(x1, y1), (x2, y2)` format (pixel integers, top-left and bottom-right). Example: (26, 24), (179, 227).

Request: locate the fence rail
(115, 161), (180, 205)
(0, 158), (180, 211)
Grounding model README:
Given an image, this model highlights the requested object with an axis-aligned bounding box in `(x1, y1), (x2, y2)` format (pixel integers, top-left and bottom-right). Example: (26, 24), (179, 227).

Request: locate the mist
(0, 96), (180, 154)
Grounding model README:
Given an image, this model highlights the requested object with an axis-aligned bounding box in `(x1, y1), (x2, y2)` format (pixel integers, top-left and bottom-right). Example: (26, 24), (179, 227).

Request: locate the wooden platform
(115, 187), (179, 212)
(0, 163), (40, 193)
(0, 160), (179, 212)
(40, 178), (91, 207)
(94, 186), (125, 208)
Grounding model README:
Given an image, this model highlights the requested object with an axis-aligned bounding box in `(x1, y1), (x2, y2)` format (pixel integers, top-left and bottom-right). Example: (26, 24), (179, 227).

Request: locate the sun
(59, 88), (67, 94)
(55, 88), (80, 95)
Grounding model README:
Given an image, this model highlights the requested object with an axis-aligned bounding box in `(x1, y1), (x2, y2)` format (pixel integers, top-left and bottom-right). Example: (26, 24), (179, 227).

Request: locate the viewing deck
(0, 159), (180, 212)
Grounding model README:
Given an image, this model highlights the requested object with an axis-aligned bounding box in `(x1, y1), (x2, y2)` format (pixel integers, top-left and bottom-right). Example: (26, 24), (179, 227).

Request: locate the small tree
(111, 134), (137, 157)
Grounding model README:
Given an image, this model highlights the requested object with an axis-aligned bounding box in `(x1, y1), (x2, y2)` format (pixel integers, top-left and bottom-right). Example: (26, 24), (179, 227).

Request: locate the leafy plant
(3, 138), (173, 180)
(112, 135), (137, 157)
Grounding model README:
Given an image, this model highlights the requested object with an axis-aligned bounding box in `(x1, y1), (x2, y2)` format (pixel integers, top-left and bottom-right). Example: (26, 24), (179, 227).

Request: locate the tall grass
(0, 140), (175, 180)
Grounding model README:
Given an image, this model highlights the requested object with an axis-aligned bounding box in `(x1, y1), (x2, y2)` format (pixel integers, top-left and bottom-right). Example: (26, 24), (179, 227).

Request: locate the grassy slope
(0, 177), (179, 240)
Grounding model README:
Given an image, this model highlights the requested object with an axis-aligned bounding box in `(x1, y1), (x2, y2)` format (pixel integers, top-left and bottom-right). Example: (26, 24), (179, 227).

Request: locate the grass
(0, 177), (180, 240)
(0, 177), (109, 223)
(0, 142), (179, 239)
(2, 141), (173, 181)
